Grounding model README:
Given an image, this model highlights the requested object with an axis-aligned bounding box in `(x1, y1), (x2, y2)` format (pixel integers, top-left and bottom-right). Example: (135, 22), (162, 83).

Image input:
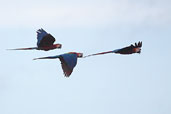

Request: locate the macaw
(8, 28), (62, 51)
(33, 52), (83, 77)
(84, 41), (142, 57)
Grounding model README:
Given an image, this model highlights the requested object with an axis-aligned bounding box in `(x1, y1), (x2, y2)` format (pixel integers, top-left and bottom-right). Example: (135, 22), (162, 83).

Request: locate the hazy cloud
(0, 0), (170, 28)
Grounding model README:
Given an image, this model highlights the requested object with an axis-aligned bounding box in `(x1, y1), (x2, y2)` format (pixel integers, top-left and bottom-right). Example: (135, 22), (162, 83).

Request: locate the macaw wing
(114, 41), (142, 54)
(59, 54), (78, 77)
(37, 29), (55, 47)
(114, 45), (134, 54)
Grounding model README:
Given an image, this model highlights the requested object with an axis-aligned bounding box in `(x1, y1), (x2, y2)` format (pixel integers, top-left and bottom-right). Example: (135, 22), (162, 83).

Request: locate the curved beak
(135, 48), (141, 54)
(77, 53), (83, 58)
(57, 44), (62, 49)
(137, 49), (141, 54)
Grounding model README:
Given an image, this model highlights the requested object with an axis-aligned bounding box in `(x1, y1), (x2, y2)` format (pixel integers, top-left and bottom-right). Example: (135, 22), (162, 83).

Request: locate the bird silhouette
(8, 28), (62, 51)
(33, 52), (83, 77)
(8, 29), (142, 77)
(84, 41), (142, 58)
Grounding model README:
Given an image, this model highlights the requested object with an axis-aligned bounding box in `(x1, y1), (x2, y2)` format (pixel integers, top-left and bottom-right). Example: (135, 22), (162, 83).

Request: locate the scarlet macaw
(9, 28), (62, 51)
(33, 52), (83, 77)
(84, 41), (142, 57)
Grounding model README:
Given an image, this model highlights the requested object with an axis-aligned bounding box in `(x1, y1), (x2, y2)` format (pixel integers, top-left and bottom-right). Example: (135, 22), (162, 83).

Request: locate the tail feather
(33, 55), (60, 60)
(84, 51), (114, 58)
(7, 47), (37, 50)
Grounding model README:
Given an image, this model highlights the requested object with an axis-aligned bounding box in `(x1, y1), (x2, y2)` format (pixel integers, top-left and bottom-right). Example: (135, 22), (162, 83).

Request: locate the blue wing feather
(37, 28), (48, 47)
(61, 54), (77, 69)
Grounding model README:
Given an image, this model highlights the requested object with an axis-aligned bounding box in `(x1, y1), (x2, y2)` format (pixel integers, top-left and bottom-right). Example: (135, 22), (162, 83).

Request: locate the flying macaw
(84, 41), (142, 57)
(9, 28), (62, 51)
(33, 52), (83, 77)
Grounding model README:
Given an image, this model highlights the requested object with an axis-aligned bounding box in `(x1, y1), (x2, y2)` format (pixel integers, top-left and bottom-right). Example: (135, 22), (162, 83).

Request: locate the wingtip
(37, 28), (45, 33)
(138, 41), (142, 47)
(134, 41), (142, 47)
(64, 75), (70, 78)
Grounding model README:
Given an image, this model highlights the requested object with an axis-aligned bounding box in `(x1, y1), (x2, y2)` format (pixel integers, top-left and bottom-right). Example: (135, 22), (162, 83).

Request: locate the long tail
(33, 55), (60, 60)
(84, 51), (114, 58)
(7, 47), (37, 50)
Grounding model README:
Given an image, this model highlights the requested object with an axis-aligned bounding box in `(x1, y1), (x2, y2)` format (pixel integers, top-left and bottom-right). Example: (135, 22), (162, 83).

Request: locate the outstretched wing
(114, 41), (142, 54)
(59, 54), (78, 77)
(37, 28), (56, 47)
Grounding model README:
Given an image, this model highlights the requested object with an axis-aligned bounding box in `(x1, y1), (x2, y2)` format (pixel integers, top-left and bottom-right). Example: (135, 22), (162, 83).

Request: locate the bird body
(84, 41), (142, 58)
(8, 29), (62, 51)
(34, 52), (83, 77)
(60, 53), (78, 70)
(114, 42), (142, 54)
(8, 29), (142, 77)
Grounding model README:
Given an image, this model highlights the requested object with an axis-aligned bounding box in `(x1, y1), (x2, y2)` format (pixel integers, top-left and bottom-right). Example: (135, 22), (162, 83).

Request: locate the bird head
(54, 44), (62, 48)
(76, 53), (83, 58)
(134, 47), (141, 54)
(134, 41), (142, 54)
(69, 52), (83, 58)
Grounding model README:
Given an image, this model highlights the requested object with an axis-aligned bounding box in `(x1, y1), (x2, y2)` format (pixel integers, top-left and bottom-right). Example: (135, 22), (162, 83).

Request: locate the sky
(0, 0), (171, 114)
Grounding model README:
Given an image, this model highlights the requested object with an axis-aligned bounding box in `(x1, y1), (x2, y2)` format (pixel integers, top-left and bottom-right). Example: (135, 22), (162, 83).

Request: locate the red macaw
(33, 52), (83, 77)
(84, 41), (142, 57)
(9, 28), (62, 51)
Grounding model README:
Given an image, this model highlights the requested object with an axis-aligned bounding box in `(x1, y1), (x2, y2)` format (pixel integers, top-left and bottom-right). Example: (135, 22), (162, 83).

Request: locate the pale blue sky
(1, 0), (171, 114)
